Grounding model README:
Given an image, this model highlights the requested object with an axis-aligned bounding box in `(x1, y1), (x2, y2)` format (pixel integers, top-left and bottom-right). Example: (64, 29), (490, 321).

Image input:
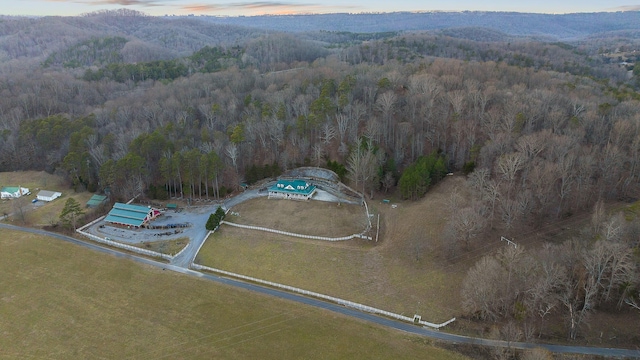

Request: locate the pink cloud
(45, 0), (172, 7)
(181, 2), (358, 15)
(608, 5), (640, 11)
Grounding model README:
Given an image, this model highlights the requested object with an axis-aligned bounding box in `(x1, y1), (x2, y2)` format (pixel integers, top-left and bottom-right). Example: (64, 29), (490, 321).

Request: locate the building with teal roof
(86, 194), (107, 207)
(268, 179), (316, 200)
(104, 203), (161, 228)
(1, 186), (30, 199)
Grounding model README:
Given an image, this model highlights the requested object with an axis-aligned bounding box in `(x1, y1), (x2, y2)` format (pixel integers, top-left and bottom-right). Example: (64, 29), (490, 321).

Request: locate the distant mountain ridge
(196, 11), (640, 40)
(0, 14), (264, 62)
(1, 10), (639, 66)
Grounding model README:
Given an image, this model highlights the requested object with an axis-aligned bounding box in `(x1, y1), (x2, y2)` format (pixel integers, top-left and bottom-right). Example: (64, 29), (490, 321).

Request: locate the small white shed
(37, 190), (62, 202)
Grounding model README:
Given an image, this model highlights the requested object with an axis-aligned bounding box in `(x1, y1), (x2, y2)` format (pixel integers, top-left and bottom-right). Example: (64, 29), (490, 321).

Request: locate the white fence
(362, 198), (372, 231)
(170, 237), (191, 259)
(192, 263), (455, 329)
(76, 228), (173, 261)
(77, 215), (106, 232)
(221, 221), (371, 241)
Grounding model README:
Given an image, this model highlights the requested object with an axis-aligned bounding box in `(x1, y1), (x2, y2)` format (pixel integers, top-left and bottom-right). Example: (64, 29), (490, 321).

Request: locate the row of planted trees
(57, 122), (230, 201)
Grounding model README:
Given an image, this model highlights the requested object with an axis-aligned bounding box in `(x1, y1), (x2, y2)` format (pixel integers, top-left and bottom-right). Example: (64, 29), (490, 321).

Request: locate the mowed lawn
(0, 171), (91, 226)
(226, 197), (367, 237)
(197, 177), (468, 322)
(0, 229), (467, 360)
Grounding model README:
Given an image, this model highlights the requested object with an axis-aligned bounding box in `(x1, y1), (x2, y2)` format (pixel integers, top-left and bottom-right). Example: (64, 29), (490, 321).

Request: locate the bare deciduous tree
(319, 122), (336, 144)
(11, 196), (29, 224)
(225, 143), (238, 172)
(381, 171), (395, 193)
(527, 244), (567, 335)
(375, 91), (397, 145)
(461, 255), (506, 321)
(347, 139), (380, 198)
(335, 113), (349, 143)
(312, 144), (324, 166)
(499, 197), (519, 229)
(497, 152), (524, 184)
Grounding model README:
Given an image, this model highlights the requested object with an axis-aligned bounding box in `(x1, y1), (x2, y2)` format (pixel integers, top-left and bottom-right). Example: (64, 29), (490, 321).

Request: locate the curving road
(169, 188), (269, 267)
(2, 222), (639, 358)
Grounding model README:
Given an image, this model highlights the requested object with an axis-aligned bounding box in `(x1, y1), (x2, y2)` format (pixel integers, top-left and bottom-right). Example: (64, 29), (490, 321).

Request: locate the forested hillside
(0, 9), (264, 65)
(0, 9), (639, 344)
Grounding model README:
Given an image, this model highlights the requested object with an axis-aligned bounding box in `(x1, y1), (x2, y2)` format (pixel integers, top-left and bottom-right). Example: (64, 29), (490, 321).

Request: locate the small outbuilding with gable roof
(36, 190), (62, 202)
(268, 179), (317, 200)
(86, 194), (107, 208)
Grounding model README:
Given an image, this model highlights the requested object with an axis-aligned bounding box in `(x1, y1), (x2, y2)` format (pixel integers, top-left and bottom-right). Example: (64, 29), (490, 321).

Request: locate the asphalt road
(170, 188), (269, 267)
(2, 222), (640, 358)
(168, 204), (219, 267)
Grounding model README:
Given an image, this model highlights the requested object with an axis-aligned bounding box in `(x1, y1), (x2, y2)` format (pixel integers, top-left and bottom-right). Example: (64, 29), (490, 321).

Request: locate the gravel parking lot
(85, 204), (218, 245)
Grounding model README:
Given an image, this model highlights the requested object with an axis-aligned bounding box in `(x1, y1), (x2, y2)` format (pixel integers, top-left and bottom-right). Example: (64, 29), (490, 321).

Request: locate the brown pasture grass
(1, 191), (93, 226)
(31, 192), (94, 225)
(226, 197), (368, 237)
(198, 176), (471, 323)
(0, 171), (77, 224)
(134, 236), (190, 255)
(0, 170), (66, 190)
(0, 229), (467, 360)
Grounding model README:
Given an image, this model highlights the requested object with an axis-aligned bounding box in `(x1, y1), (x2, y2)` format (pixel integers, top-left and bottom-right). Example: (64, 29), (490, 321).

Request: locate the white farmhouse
(0, 186), (30, 199)
(37, 190), (62, 202)
(268, 180), (317, 200)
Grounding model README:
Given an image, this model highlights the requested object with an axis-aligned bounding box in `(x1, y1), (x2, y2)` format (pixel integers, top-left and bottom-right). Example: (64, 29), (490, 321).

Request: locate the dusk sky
(2, 0), (640, 17)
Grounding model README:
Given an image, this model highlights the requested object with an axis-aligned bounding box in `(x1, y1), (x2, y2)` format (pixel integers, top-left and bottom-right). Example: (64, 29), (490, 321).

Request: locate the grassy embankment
(133, 237), (190, 255)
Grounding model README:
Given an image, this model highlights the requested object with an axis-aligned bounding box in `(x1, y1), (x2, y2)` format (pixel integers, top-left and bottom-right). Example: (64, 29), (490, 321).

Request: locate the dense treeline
(398, 152), (447, 200)
(43, 36), (128, 68)
(82, 60), (189, 83)
(303, 30), (399, 47)
(81, 45), (244, 83)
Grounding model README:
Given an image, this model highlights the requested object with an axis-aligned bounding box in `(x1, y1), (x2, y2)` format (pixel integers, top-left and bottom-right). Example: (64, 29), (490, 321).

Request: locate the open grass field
(197, 177), (470, 323)
(0, 229), (467, 360)
(226, 197), (368, 237)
